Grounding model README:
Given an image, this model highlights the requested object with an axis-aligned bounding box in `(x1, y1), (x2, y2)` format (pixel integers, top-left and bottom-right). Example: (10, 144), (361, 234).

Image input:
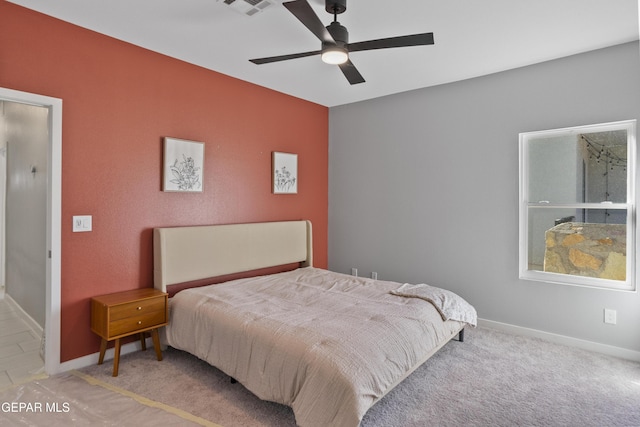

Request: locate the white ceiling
(8, 0), (639, 107)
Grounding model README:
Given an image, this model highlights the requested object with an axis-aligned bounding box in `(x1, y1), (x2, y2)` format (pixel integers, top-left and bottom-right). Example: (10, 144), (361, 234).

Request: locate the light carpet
(0, 370), (217, 426)
(4, 326), (640, 426)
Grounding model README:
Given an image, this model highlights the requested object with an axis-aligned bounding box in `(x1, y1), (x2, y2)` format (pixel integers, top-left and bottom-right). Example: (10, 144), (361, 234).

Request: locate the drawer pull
(137, 306), (142, 310)
(137, 321), (142, 325)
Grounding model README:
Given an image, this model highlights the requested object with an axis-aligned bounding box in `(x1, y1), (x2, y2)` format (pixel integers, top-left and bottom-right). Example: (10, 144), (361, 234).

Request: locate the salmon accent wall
(0, 2), (328, 362)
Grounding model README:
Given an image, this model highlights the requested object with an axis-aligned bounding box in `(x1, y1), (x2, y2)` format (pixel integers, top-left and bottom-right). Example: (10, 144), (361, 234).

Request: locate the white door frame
(0, 87), (62, 375)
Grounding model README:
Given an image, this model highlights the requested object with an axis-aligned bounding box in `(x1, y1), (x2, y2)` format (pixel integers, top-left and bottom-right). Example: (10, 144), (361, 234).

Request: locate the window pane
(528, 130), (627, 203)
(527, 208), (627, 281)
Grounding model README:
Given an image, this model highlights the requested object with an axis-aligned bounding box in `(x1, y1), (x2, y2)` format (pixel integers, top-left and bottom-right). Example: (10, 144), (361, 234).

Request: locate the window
(519, 120), (636, 291)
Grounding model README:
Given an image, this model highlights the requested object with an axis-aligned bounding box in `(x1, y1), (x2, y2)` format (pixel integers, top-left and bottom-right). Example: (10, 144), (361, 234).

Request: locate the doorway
(0, 87), (62, 375)
(2, 101), (48, 323)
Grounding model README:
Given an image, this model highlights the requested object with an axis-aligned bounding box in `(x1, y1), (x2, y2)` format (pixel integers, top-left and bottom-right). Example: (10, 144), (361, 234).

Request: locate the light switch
(72, 215), (92, 232)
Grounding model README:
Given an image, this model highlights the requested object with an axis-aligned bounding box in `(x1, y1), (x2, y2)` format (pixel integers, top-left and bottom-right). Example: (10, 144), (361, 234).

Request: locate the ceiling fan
(249, 0), (434, 85)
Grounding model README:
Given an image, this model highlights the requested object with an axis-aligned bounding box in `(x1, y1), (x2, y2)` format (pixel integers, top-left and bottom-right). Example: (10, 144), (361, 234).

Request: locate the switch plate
(604, 308), (617, 325)
(72, 215), (92, 232)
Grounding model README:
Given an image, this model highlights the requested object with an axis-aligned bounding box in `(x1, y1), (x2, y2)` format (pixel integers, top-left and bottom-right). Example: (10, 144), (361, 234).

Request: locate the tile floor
(0, 297), (45, 388)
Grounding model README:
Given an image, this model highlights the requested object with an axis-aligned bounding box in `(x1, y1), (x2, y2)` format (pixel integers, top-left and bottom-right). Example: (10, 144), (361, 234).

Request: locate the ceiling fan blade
(338, 60), (365, 85)
(250, 50), (321, 65)
(283, 0), (334, 44)
(348, 33), (434, 53)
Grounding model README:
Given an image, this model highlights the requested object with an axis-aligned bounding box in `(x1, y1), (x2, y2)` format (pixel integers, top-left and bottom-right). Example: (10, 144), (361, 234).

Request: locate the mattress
(166, 267), (475, 427)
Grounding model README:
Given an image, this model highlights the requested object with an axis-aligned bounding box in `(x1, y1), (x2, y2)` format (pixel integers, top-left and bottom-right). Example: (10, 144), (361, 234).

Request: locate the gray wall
(328, 42), (640, 352)
(3, 101), (48, 328)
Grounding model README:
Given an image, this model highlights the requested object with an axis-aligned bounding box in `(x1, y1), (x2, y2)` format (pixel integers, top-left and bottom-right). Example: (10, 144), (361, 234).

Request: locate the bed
(153, 220), (476, 427)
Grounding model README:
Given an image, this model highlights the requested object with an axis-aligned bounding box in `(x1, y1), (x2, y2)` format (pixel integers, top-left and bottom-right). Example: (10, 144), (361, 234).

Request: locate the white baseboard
(59, 337), (156, 372)
(478, 318), (640, 362)
(5, 294), (43, 339)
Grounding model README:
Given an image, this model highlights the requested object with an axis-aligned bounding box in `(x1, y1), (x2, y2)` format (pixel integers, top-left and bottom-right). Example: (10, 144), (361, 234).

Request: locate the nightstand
(91, 288), (168, 376)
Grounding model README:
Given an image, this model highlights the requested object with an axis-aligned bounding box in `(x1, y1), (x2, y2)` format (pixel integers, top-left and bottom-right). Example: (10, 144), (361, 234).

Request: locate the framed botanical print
(272, 152), (297, 194)
(163, 137), (204, 192)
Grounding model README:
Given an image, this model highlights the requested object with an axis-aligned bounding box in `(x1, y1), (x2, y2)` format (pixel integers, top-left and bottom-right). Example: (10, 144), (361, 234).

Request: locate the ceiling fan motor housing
(326, 21), (348, 46)
(326, 0), (346, 14)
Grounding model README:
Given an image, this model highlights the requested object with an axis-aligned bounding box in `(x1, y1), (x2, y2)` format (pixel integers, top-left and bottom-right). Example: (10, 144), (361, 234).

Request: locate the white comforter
(166, 267), (476, 427)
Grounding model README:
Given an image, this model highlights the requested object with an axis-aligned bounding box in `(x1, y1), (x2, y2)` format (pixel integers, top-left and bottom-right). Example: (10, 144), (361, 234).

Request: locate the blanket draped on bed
(166, 267), (476, 427)
(390, 283), (477, 326)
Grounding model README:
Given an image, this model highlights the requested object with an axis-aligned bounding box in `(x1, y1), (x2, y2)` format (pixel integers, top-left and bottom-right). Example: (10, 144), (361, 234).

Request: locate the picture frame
(272, 152), (298, 194)
(163, 137), (204, 192)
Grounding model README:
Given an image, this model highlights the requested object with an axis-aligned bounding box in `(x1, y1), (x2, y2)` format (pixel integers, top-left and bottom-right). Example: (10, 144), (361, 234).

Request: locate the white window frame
(519, 119), (637, 291)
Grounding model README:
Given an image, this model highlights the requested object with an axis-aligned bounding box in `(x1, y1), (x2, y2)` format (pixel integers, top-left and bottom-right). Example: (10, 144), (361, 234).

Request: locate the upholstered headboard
(153, 220), (313, 293)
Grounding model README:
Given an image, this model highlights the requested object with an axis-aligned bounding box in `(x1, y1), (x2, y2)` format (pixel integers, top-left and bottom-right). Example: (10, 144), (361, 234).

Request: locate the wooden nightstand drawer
(110, 308), (167, 337)
(109, 297), (166, 323)
(90, 288), (168, 377)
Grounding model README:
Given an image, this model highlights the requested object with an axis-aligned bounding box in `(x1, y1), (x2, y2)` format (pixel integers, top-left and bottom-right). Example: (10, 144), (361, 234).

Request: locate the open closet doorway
(0, 87), (62, 376)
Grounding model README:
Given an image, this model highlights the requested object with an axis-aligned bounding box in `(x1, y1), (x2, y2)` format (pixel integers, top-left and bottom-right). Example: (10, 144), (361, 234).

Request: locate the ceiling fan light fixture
(321, 45), (348, 64)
